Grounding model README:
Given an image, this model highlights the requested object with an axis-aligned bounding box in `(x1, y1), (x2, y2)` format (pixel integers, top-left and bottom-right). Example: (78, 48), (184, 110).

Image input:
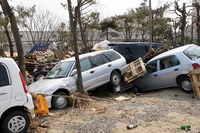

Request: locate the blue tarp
(28, 43), (50, 54)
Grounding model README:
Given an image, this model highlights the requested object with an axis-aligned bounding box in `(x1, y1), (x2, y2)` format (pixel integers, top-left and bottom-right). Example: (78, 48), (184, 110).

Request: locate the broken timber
(189, 69), (200, 99)
(124, 57), (147, 83)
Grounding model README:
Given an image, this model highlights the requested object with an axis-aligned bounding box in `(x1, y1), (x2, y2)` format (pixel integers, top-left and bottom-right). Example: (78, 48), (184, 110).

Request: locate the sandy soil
(28, 87), (200, 133)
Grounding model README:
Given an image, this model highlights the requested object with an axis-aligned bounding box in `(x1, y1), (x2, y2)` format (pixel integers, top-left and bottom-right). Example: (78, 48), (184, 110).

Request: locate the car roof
(147, 44), (195, 63)
(0, 57), (14, 63)
(62, 49), (116, 62)
(108, 42), (162, 45)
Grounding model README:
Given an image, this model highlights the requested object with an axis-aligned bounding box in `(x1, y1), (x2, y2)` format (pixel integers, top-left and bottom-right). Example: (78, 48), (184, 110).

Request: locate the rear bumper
(24, 93), (35, 118)
(121, 64), (128, 75)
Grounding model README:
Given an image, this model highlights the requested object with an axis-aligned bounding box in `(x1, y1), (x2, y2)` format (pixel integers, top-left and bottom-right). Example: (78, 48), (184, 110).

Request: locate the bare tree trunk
(0, 0), (26, 79)
(78, 13), (89, 53)
(193, 1), (200, 45)
(4, 26), (13, 57)
(191, 18), (193, 44)
(67, 0), (85, 94)
(0, 2), (14, 57)
(175, 2), (186, 46)
(106, 29), (109, 40)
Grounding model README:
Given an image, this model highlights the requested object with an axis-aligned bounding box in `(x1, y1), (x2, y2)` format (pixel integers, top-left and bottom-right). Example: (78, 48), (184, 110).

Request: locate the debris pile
(69, 93), (102, 110)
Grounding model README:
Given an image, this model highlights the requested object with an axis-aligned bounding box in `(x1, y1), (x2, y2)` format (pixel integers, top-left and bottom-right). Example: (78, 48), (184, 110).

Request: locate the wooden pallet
(189, 69), (200, 99)
(124, 57), (147, 83)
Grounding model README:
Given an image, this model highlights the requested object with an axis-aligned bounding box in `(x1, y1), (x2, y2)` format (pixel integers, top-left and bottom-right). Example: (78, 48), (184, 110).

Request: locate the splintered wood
(124, 57), (147, 83)
(189, 69), (200, 99)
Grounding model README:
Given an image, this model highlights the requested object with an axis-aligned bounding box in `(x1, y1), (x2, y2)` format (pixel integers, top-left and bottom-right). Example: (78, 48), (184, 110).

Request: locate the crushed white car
(133, 44), (200, 93)
(28, 49), (128, 109)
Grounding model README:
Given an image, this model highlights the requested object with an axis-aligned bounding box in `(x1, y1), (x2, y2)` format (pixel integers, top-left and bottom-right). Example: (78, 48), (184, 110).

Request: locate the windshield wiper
(43, 77), (54, 79)
(55, 76), (66, 78)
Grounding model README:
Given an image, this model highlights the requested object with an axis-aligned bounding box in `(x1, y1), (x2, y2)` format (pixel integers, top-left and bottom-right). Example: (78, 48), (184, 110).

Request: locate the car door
(80, 58), (98, 91)
(133, 60), (162, 91)
(158, 55), (181, 88)
(0, 63), (11, 113)
(89, 54), (111, 87)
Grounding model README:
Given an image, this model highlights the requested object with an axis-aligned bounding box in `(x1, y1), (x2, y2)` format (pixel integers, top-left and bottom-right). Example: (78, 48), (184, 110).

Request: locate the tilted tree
(0, 10), (13, 57)
(67, 0), (86, 94)
(0, 0), (26, 79)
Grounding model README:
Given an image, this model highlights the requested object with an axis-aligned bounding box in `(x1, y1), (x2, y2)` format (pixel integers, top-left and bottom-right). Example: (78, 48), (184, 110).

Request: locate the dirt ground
(28, 87), (200, 133)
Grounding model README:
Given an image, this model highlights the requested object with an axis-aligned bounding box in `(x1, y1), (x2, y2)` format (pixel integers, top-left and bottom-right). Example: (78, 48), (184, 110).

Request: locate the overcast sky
(9, 0), (192, 21)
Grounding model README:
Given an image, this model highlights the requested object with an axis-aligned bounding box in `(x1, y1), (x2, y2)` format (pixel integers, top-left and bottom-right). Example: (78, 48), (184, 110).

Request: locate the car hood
(28, 78), (65, 94)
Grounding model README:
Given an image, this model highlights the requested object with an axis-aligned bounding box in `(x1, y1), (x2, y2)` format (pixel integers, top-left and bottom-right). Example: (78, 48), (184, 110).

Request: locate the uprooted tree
(0, 0), (26, 79)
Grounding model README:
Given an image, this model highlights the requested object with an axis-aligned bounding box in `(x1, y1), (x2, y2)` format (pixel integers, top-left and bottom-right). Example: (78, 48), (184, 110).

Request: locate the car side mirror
(70, 69), (77, 76)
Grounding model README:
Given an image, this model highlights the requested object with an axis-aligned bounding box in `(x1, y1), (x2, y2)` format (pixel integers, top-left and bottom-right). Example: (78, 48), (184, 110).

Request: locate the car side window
(90, 55), (105, 67)
(103, 51), (121, 61)
(0, 64), (9, 87)
(160, 55), (180, 70)
(101, 54), (110, 63)
(80, 58), (92, 72)
(171, 55), (180, 66)
(146, 61), (157, 74)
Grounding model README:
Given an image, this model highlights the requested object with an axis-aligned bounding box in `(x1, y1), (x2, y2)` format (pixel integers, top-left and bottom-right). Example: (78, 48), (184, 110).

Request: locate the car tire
(110, 71), (121, 87)
(2, 110), (30, 133)
(52, 92), (69, 109)
(130, 86), (142, 94)
(178, 77), (192, 93)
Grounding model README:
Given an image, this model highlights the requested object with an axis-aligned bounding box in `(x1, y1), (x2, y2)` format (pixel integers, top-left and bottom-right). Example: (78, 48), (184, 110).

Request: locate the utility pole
(149, 0), (152, 49)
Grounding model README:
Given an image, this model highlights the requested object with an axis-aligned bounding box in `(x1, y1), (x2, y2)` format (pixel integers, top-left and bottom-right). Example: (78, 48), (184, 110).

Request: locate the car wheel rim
(181, 80), (191, 91)
(112, 75), (120, 85)
(57, 96), (67, 108)
(8, 116), (26, 132)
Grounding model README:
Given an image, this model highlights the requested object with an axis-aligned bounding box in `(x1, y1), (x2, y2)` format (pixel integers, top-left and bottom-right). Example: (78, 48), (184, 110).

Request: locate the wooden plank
(124, 57), (147, 83)
(189, 69), (200, 74)
(189, 69), (200, 99)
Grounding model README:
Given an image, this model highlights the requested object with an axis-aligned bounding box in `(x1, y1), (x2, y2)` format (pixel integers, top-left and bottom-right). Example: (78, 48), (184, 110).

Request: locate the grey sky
(9, 0), (191, 21)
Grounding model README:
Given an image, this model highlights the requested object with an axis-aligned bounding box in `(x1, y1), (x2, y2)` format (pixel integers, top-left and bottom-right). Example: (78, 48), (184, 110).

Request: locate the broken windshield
(183, 45), (200, 60)
(45, 61), (74, 79)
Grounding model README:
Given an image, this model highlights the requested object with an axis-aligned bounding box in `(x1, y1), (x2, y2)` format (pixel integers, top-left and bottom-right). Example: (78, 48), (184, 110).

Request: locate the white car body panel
(0, 58), (35, 119)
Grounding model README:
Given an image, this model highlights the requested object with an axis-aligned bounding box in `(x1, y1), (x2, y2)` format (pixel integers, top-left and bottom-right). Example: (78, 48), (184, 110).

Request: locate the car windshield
(183, 45), (200, 60)
(45, 61), (74, 79)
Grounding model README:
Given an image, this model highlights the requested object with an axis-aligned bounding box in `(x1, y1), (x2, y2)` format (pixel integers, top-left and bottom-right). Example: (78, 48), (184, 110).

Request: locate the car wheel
(52, 92), (69, 109)
(178, 77), (192, 93)
(2, 110), (30, 133)
(110, 71), (121, 87)
(130, 86), (142, 94)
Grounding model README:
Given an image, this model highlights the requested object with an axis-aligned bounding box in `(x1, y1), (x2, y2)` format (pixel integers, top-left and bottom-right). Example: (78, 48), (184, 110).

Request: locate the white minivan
(0, 58), (35, 133)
